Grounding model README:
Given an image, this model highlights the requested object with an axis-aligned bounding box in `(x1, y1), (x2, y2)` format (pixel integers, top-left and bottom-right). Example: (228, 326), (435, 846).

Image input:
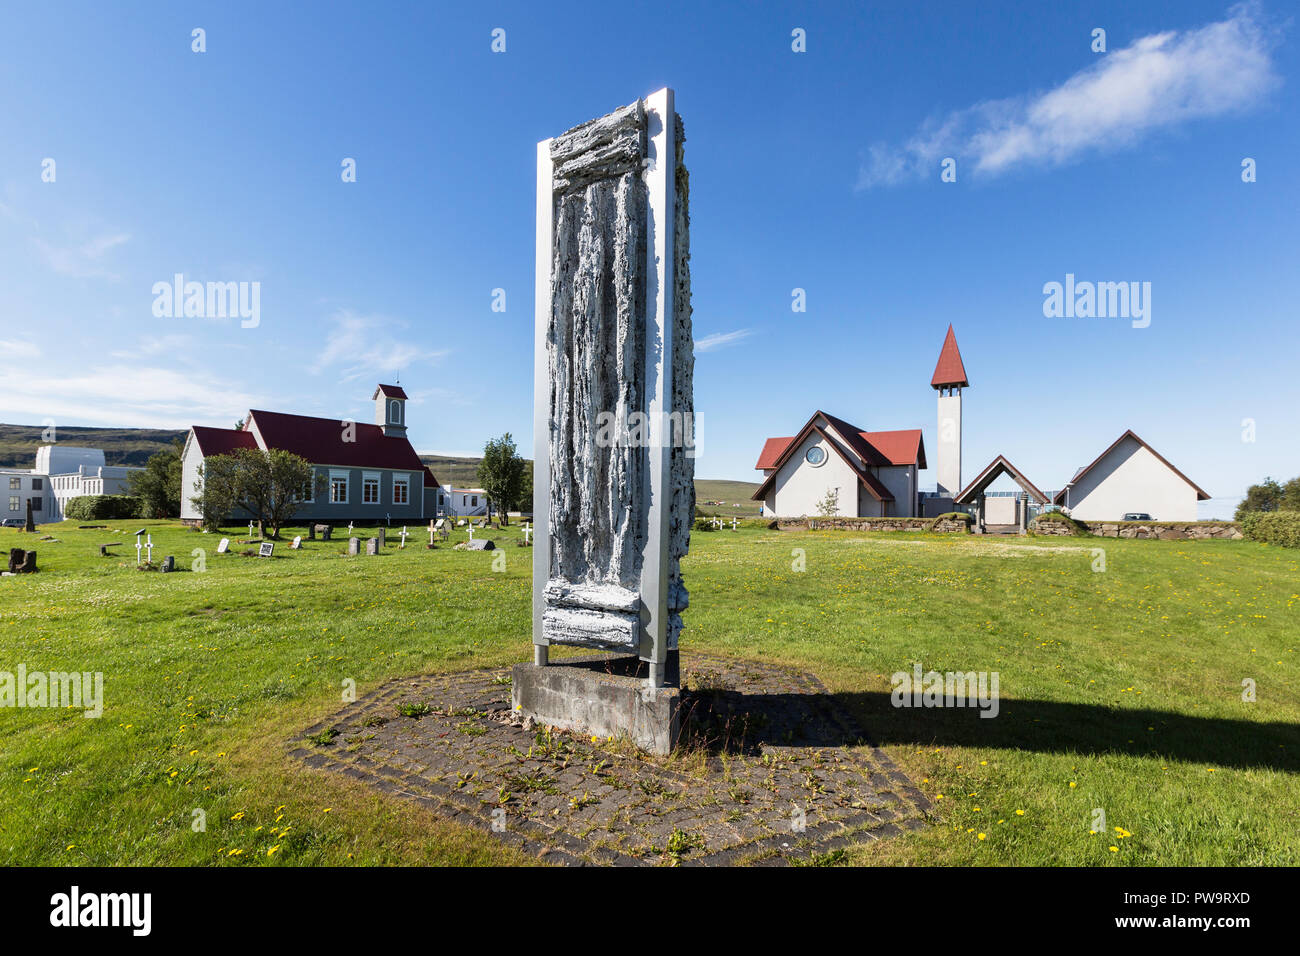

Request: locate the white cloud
(312, 309), (448, 382)
(0, 339), (41, 359)
(31, 230), (131, 279)
(0, 363), (261, 430)
(857, 3), (1280, 187)
(695, 328), (752, 353)
(108, 333), (195, 360)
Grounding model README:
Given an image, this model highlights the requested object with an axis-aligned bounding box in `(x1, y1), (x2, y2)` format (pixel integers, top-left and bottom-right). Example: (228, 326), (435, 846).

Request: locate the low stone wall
(1080, 520), (1242, 540)
(775, 516), (970, 534)
(1030, 520), (1076, 536)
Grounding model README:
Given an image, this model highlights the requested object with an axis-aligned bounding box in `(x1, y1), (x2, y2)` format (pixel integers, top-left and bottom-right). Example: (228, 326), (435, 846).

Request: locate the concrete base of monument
(511, 652), (681, 755)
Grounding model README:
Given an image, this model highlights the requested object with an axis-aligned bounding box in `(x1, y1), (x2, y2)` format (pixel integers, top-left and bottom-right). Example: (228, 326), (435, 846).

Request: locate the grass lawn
(1, 519), (1297, 866)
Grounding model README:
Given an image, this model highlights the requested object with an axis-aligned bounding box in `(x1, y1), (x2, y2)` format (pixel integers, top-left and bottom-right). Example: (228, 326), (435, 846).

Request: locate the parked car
(1122, 512), (1154, 521)
(1, 518), (26, 527)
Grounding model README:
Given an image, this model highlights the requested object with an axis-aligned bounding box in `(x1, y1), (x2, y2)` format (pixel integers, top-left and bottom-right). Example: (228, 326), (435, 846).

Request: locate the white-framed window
(330, 471), (349, 504)
(389, 400), (402, 424)
(363, 472), (380, 504)
(8, 496), (17, 511)
(8, 477), (19, 490)
(805, 446), (827, 467)
(303, 469), (315, 503)
(393, 475), (409, 505)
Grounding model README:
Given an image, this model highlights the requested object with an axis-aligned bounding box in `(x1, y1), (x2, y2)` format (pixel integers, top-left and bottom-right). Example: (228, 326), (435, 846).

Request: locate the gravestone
(23, 498), (35, 533)
(456, 518), (465, 527)
(291, 535), (302, 550)
(466, 538), (495, 551)
(365, 538), (379, 556)
(19, 550), (37, 573)
(161, 555), (175, 573)
(377, 527), (386, 548)
(512, 89), (694, 755)
(258, 542), (274, 557)
(315, 524), (332, 541)
(307, 525), (316, 541)
(217, 538), (230, 554)
(8, 548), (25, 573)
(348, 537), (360, 556)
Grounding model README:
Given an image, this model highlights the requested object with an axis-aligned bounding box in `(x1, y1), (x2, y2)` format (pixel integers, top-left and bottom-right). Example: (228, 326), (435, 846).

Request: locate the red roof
(756, 436), (795, 470)
(755, 413), (925, 471)
(423, 465), (440, 489)
(246, 409), (426, 471)
(190, 425), (258, 457)
(861, 429), (927, 469)
(752, 423), (896, 503)
(373, 384), (408, 400)
(931, 325), (969, 389)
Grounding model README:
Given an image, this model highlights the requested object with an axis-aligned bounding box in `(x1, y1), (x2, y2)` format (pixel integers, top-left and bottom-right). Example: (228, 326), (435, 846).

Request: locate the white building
(1054, 430), (1209, 522)
(439, 485), (490, 517)
(752, 410), (926, 518)
(2, 447), (141, 524)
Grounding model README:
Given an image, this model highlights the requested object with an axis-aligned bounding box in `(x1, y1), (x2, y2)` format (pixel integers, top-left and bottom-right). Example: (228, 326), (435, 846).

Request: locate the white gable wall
(772, 432), (858, 517)
(1063, 435), (1199, 522)
(180, 432), (203, 521)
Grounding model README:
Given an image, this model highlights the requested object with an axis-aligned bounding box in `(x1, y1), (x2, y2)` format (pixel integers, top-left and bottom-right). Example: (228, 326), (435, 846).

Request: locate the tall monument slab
(514, 88), (694, 753)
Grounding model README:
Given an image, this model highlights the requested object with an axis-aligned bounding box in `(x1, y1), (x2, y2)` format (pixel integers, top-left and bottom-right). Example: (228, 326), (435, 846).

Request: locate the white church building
(754, 325), (1211, 525)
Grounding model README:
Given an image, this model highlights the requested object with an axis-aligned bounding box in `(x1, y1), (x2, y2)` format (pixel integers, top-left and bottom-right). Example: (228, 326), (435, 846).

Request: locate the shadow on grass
(685, 689), (1300, 772)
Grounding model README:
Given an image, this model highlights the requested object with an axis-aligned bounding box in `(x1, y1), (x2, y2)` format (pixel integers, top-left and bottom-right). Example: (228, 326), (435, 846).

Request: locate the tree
(477, 433), (526, 525)
(190, 449), (321, 536)
(816, 486), (840, 518)
(192, 454), (240, 532)
(1235, 477), (1284, 521)
(128, 440), (183, 518)
(1282, 477), (1300, 513)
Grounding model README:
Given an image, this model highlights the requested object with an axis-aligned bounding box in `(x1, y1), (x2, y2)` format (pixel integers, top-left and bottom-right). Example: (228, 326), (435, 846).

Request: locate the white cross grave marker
(523, 523), (532, 545)
(146, 534), (154, 564)
(249, 521), (254, 539)
(399, 527), (409, 549)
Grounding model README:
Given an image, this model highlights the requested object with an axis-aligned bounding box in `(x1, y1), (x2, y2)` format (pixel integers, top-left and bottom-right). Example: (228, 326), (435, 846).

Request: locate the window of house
(390, 400), (402, 424)
(471, 495), (478, 507)
(363, 474), (380, 504)
(31, 497), (42, 511)
(8, 477), (19, 490)
(330, 475), (349, 504)
(31, 478), (42, 490)
(393, 476), (409, 505)
(8, 496), (18, 511)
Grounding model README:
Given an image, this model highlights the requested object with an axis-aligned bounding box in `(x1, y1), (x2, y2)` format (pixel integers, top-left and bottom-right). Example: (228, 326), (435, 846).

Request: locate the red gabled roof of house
(756, 436), (795, 470)
(190, 425), (258, 457)
(931, 325), (969, 389)
(1052, 430), (1210, 505)
(752, 423), (897, 502)
(246, 409), (426, 471)
(423, 465), (440, 489)
(861, 429), (927, 469)
(755, 413), (925, 471)
(373, 383), (408, 400)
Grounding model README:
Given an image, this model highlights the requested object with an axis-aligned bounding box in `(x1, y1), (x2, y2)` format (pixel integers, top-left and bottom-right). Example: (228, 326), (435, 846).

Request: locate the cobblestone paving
(291, 653), (933, 865)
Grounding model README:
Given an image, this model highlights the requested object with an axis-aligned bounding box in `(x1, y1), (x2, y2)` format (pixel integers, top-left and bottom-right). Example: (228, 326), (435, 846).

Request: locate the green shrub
(693, 517), (719, 532)
(1241, 511), (1300, 548)
(63, 495), (143, 521)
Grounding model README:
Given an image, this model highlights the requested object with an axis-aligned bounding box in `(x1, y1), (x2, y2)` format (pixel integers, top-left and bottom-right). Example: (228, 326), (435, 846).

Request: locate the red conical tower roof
(930, 325), (969, 389)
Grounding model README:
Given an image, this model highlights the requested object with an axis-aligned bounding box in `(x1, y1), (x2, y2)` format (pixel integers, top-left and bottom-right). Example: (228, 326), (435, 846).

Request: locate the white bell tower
(931, 326), (968, 499)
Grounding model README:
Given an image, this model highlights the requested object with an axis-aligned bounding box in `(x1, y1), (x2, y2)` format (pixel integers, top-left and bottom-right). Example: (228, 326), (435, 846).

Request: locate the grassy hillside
(0, 424), (186, 468)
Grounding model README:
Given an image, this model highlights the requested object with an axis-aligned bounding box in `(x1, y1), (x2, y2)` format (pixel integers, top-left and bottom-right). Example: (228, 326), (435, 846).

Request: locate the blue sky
(1, 1), (1295, 517)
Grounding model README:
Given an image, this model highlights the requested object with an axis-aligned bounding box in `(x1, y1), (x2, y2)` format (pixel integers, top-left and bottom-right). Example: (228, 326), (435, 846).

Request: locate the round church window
(805, 446), (827, 467)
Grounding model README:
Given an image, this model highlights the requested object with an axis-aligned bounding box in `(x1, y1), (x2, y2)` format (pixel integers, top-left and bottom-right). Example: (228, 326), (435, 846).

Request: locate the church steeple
(931, 326), (967, 498)
(373, 383), (408, 438)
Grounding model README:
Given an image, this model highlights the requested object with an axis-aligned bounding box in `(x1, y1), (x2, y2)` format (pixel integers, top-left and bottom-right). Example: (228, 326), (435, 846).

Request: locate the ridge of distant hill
(0, 423), (187, 468)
